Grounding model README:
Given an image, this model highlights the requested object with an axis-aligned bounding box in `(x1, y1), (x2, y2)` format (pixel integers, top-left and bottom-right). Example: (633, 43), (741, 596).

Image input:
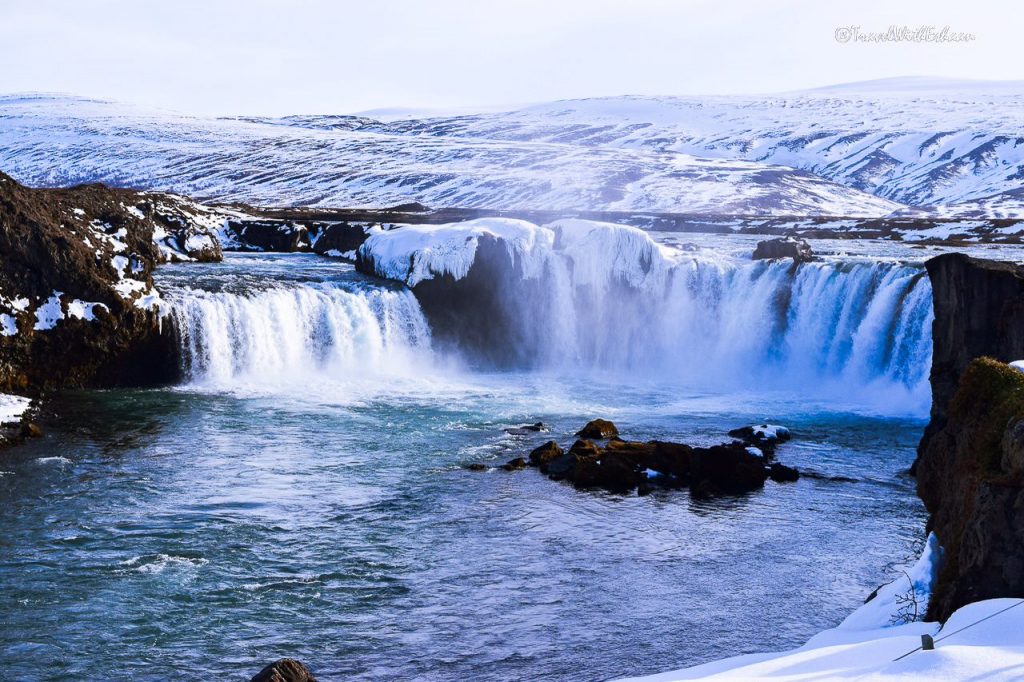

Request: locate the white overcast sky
(0, 0), (1019, 116)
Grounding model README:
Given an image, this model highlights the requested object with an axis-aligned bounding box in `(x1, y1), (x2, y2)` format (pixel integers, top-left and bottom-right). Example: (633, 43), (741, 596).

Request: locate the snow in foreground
(621, 535), (1024, 681)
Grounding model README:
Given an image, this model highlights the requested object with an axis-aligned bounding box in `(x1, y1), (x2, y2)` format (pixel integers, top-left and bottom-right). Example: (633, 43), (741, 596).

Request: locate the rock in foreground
(923, 253), (1024, 432)
(250, 659), (317, 682)
(576, 418), (619, 439)
(520, 422), (798, 497)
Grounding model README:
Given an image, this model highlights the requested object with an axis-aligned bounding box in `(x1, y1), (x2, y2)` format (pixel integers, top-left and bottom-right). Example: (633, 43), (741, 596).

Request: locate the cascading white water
(167, 284), (432, 386)
(360, 219), (935, 411)
(526, 254), (932, 407)
(164, 222), (934, 413)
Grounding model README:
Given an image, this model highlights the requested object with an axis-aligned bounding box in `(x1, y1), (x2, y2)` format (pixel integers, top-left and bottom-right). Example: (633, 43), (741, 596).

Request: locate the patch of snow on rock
(0, 393), (31, 425)
(184, 233), (215, 252)
(33, 291), (64, 330)
(67, 299), (108, 321)
(753, 424), (790, 440)
(0, 314), (17, 336)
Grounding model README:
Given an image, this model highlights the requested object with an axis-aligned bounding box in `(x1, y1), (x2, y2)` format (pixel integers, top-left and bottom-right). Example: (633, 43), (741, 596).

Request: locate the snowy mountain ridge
(0, 78), (1020, 217)
(0, 93), (902, 217)
(359, 78), (1024, 216)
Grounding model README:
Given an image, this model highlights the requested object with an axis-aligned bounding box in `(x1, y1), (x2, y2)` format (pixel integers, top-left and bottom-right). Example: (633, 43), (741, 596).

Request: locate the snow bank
(0, 393), (31, 424)
(358, 218), (553, 287)
(184, 233), (215, 252)
(547, 219), (677, 289)
(622, 597), (1024, 681)
(837, 533), (940, 632)
(0, 313), (17, 336)
(67, 299), (108, 321)
(359, 218), (683, 289)
(619, 535), (1024, 681)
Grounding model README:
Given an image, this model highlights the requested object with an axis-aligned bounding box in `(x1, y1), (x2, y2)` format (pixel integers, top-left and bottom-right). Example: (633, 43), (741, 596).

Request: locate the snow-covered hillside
(365, 78), (1024, 217)
(1, 79), (1020, 217)
(0, 94), (899, 217)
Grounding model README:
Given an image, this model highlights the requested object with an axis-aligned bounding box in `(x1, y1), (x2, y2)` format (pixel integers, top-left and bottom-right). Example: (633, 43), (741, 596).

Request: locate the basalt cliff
(916, 253), (1024, 621)
(0, 173), (225, 390)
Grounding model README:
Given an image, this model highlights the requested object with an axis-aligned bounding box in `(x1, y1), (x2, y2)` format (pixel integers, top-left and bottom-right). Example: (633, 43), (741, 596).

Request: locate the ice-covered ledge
(619, 535), (1024, 681)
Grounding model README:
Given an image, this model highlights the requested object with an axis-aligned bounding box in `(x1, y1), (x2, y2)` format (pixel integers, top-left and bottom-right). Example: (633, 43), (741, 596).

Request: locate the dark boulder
(570, 439), (692, 493)
(0, 174), (180, 392)
(250, 658), (317, 682)
(501, 457), (527, 471)
(690, 443), (769, 494)
(574, 448), (646, 493)
(528, 440), (563, 467)
(511, 415), (804, 496)
(576, 419), (619, 439)
(311, 222), (377, 257)
(568, 438), (602, 458)
(648, 440), (694, 480)
(752, 237), (813, 264)
(465, 463), (489, 471)
(545, 439), (601, 479)
(768, 462), (800, 482)
(504, 422), (548, 436)
(542, 453), (575, 479)
(519, 427), (787, 497)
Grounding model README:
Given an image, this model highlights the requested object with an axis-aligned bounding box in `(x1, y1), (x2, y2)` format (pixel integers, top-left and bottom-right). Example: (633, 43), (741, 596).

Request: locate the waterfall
(164, 223), (935, 413)
(359, 219), (935, 411)
(526, 256), (932, 402)
(166, 283), (432, 386)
